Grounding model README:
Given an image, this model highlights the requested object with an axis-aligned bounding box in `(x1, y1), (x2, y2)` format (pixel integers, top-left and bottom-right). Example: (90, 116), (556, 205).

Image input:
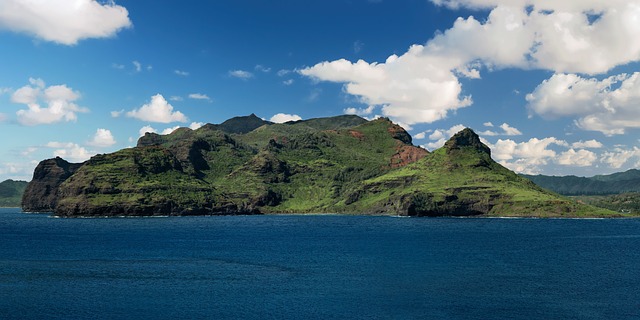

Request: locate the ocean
(1, 207), (639, 319)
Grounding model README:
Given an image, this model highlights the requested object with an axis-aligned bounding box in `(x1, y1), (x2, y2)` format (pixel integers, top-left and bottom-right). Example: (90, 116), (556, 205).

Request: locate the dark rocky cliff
(22, 157), (83, 212)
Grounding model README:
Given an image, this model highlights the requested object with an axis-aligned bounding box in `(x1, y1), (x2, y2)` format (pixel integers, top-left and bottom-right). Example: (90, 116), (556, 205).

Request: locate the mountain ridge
(22, 114), (620, 217)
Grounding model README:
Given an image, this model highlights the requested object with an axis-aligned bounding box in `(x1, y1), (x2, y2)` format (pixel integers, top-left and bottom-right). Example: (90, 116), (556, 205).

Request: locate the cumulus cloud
(557, 149), (598, 167)
(344, 105), (376, 116)
(0, 0), (132, 45)
(229, 70), (254, 80)
(11, 78), (88, 126)
(159, 122), (205, 135)
(270, 113), (302, 123)
(486, 137), (568, 173)
(572, 140), (603, 149)
(480, 123), (523, 136)
(139, 125), (156, 137)
(415, 124), (467, 150)
(126, 94), (188, 123)
(110, 109), (124, 118)
(188, 93), (212, 101)
(46, 142), (93, 163)
(527, 72), (640, 136)
(300, 1), (640, 126)
(600, 147), (640, 169)
(87, 128), (116, 147)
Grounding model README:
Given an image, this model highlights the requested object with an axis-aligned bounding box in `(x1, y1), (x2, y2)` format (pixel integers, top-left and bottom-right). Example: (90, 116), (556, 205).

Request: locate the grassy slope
(0, 180), (28, 207)
(51, 115), (624, 217)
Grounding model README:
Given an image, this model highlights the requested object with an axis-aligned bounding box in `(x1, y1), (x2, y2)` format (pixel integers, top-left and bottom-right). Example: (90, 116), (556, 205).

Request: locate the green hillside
(22, 115), (621, 217)
(0, 179), (28, 207)
(522, 169), (640, 195)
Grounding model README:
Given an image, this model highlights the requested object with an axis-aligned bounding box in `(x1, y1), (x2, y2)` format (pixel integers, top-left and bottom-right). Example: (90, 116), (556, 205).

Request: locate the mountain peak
(444, 128), (490, 156)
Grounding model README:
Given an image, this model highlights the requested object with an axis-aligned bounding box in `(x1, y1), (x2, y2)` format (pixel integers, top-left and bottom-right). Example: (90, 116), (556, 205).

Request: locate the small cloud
(126, 94), (188, 123)
(277, 69), (291, 77)
(188, 93), (212, 102)
(344, 105), (375, 116)
(110, 109), (124, 118)
(255, 65), (271, 73)
(45, 142), (94, 163)
(270, 113), (302, 123)
(169, 96), (183, 101)
(572, 139), (603, 149)
(139, 125), (156, 137)
(480, 123), (522, 136)
(483, 122), (494, 127)
(307, 88), (321, 102)
(229, 70), (254, 80)
(132, 61), (142, 73)
(87, 128), (116, 147)
(283, 79), (294, 86)
(189, 122), (204, 130)
(111, 63), (125, 70)
(174, 70), (189, 76)
(353, 40), (364, 54)
(12, 78), (89, 126)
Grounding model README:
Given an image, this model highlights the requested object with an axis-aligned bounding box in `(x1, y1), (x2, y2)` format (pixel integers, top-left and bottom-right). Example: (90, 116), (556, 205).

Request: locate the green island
(20, 114), (633, 218)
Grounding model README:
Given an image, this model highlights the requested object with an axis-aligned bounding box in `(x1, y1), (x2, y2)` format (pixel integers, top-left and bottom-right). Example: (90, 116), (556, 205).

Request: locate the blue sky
(1, 0), (640, 181)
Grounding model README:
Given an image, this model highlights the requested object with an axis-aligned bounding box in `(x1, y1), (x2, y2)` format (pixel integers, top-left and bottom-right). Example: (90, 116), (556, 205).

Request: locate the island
(22, 114), (621, 217)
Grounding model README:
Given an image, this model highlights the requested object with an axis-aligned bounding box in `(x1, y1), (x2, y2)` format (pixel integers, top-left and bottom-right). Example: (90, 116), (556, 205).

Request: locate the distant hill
(22, 114), (619, 217)
(0, 179), (28, 207)
(522, 169), (640, 195)
(572, 193), (640, 214)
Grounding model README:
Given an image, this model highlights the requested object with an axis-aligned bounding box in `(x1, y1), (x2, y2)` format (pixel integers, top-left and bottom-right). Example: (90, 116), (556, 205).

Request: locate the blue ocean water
(1, 208), (639, 319)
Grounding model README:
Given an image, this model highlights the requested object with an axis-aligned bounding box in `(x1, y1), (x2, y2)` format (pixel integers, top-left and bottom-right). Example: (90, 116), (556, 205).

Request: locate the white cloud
(301, 1), (640, 126)
(527, 72), (640, 135)
(229, 70), (254, 80)
(283, 79), (294, 86)
(557, 149), (597, 167)
(277, 69), (291, 77)
(11, 78), (88, 126)
(188, 93), (212, 101)
(169, 96), (183, 101)
(417, 124), (467, 149)
(157, 122), (205, 135)
(0, 160), (40, 181)
(0, 0), (132, 45)
(255, 65), (271, 73)
(481, 123), (523, 136)
(139, 125), (156, 137)
(483, 122), (494, 127)
(486, 137), (568, 173)
(126, 94), (188, 123)
(189, 122), (204, 130)
(344, 105), (375, 116)
(132, 61), (142, 73)
(572, 140), (603, 149)
(87, 128), (116, 147)
(270, 113), (302, 123)
(174, 70), (189, 76)
(112, 63), (125, 70)
(46, 142), (93, 163)
(600, 147), (640, 169)
(111, 109), (124, 118)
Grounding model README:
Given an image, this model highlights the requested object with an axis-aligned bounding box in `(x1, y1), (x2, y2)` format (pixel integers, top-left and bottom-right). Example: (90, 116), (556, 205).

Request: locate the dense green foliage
(25, 115), (624, 217)
(572, 193), (640, 214)
(0, 179), (28, 207)
(522, 169), (640, 195)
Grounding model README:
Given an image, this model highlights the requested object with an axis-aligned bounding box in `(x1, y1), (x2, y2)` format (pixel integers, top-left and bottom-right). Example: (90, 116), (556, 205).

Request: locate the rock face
(22, 115), (615, 217)
(22, 157), (82, 212)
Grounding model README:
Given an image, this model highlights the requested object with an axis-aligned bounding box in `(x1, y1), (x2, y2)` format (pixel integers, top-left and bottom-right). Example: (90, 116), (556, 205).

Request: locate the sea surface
(1, 208), (639, 319)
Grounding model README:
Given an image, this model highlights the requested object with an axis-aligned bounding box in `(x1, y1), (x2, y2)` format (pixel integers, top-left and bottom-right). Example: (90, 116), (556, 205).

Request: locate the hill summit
(23, 114), (616, 217)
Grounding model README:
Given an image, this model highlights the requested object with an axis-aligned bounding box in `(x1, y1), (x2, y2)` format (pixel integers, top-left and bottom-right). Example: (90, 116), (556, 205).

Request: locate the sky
(1, 0), (640, 181)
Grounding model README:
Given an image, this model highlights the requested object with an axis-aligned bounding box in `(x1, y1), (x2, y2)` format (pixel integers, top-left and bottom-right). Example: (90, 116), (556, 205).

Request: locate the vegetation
(23, 115), (627, 218)
(522, 170), (640, 195)
(572, 193), (640, 214)
(0, 179), (28, 207)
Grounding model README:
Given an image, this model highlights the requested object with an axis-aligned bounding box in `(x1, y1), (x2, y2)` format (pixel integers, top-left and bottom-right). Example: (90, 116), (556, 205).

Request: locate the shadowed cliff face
(22, 157), (83, 212)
